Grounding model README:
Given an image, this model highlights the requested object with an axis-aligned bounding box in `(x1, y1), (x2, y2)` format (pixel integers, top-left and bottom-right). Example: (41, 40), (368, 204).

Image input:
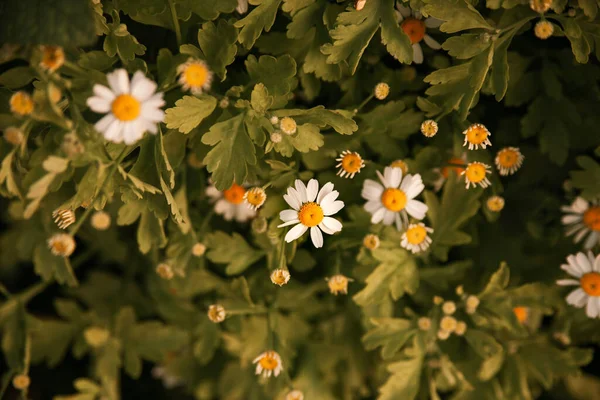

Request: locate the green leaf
(137, 210), (167, 254)
(0, 67), (36, 89)
(250, 83), (274, 114)
(165, 95), (217, 134)
(321, 0), (412, 74)
(464, 329), (505, 381)
(78, 51), (117, 71)
(246, 54), (297, 109)
(202, 114), (257, 189)
(198, 20), (238, 80)
(275, 106), (358, 135)
(275, 123), (324, 156)
(235, 0), (283, 49)
(442, 34), (492, 60)
(424, 174), (482, 261)
(362, 318), (417, 359)
(0, 0), (97, 47)
(33, 243), (78, 286)
(103, 11), (146, 62)
(188, 0), (237, 20)
(378, 339), (424, 400)
(570, 156), (600, 200)
(205, 231), (264, 275)
(422, 0), (495, 33)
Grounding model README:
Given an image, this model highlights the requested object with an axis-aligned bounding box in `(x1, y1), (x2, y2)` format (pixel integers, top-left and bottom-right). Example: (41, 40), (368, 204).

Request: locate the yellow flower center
(341, 153), (363, 174)
(41, 46), (65, 71)
(580, 272), (600, 297)
(401, 18), (426, 44)
(223, 183), (246, 204)
(298, 202), (324, 227)
(497, 149), (520, 168)
(465, 124), (489, 145)
(363, 234), (380, 250)
(390, 160), (408, 175)
(583, 207), (600, 231)
(487, 197), (505, 212)
(280, 117), (297, 134)
(381, 188), (407, 212)
(441, 157), (465, 178)
(259, 353), (279, 370)
(52, 241), (69, 254)
(184, 63), (209, 87)
(111, 94), (141, 121)
(10, 92), (34, 116)
(271, 269), (289, 285)
(328, 275), (349, 294)
(246, 188), (266, 207)
(513, 307), (528, 323)
(465, 163), (487, 183)
(406, 225), (427, 245)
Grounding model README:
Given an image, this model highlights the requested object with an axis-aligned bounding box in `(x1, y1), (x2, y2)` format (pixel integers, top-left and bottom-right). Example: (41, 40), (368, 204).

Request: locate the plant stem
(167, 0), (182, 47)
(354, 94), (374, 114)
(69, 148), (128, 236)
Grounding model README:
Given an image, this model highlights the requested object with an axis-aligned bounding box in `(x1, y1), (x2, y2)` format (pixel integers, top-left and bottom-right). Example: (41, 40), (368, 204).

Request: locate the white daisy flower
(562, 197), (600, 249)
(461, 162), (492, 189)
(87, 69), (165, 144)
(401, 222), (433, 253)
(462, 123), (492, 150)
(206, 183), (256, 222)
(495, 147), (524, 176)
(253, 351), (283, 378)
(396, 4), (442, 64)
(177, 59), (212, 94)
(556, 251), (600, 318)
(278, 179), (344, 248)
(336, 150), (365, 179)
(361, 166), (428, 230)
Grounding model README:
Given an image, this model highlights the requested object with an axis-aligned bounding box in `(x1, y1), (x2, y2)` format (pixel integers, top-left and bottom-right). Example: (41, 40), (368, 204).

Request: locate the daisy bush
(2, 0), (600, 399)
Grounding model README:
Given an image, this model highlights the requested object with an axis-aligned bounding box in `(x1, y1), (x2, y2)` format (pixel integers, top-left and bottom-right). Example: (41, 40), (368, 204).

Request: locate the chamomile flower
(52, 209), (76, 229)
(156, 263), (174, 280)
(270, 131), (282, 143)
(396, 4), (442, 64)
(39, 45), (65, 72)
(390, 159), (409, 175)
(87, 69), (165, 144)
(454, 321), (467, 336)
(495, 147), (524, 176)
(363, 234), (380, 250)
(61, 132), (84, 158)
(244, 187), (267, 210)
(442, 301), (457, 315)
(3, 127), (24, 146)
(207, 304), (226, 323)
(192, 243), (206, 257)
(401, 223), (433, 253)
(556, 251), (600, 318)
(530, 0), (552, 13)
(462, 123), (492, 150)
(326, 274), (353, 295)
(280, 117), (297, 135)
(420, 120), (438, 137)
(177, 59), (212, 94)
(355, 0), (367, 11)
(562, 197), (600, 249)
(535, 20), (554, 39)
(374, 82), (390, 100)
(286, 390), (304, 400)
(12, 375), (30, 390)
(236, 0), (248, 13)
(417, 317), (431, 331)
(461, 162), (492, 189)
(432, 155), (466, 191)
(271, 268), (291, 286)
(10, 91), (34, 116)
(47, 233), (76, 257)
(513, 307), (529, 324)
(336, 150), (365, 179)
(465, 295), (480, 314)
(206, 183), (256, 222)
(487, 196), (505, 212)
(278, 179), (344, 248)
(91, 211), (111, 230)
(253, 351), (283, 378)
(440, 316), (458, 333)
(362, 167), (427, 230)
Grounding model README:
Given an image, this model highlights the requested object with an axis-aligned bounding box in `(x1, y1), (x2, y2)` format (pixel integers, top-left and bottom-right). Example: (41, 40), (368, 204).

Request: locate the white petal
(362, 180), (384, 201)
(566, 255), (585, 277)
(284, 188), (301, 210)
(562, 214), (583, 225)
(285, 223), (308, 243)
(425, 17), (443, 28)
(365, 200), (381, 213)
(103, 119), (123, 142)
(376, 169), (390, 188)
(206, 186), (221, 199)
(405, 199), (428, 220)
(321, 217), (342, 233)
(142, 104), (165, 121)
(566, 288), (588, 308)
(280, 209), (298, 222)
(87, 96), (111, 113)
(396, 3), (412, 18)
(395, 213), (403, 231)
(318, 222), (335, 235)
(317, 182), (334, 203)
(371, 207), (386, 224)
(131, 72), (157, 101)
(576, 252), (593, 273)
(94, 114), (115, 133)
(423, 35), (442, 50)
(306, 179), (319, 202)
(572, 197), (590, 213)
(412, 43), (424, 64)
(215, 199), (234, 220)
(278, 220), (300, 228)
(584, 232), (599, 250)
(574, 228), (589, 243)
(556, 279), (581, 286)
(92, 84), (115, 101)
(322, 200), (344, 216)
(404, 175), (425, 199)
(594, 254), (600, 272)
(294, 180), (308, 203)
(310, 227), (324, 248)
(235, 204), (256, 222)
(586, 295), (599, 318)
(385, 167), (402, 188)
(383, 210), (395, 225)
(320, 190), (340, 210)
(107, 69), (129, 95)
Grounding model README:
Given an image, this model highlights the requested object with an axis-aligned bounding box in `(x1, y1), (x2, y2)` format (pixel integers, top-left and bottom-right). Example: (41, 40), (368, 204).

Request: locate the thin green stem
(167, 0), (182, 47)
(266, 311), (274, 349)
(226, 307), (269, 316)
(0, 373), (12, 400)
(354, 93), (374, 114)
(0, 282), (11, 299)
(69, 148), (128, 236)
(278, 235), (287, 270)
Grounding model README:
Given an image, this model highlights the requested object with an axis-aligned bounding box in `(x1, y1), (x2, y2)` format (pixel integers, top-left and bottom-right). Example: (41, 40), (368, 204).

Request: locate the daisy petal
(371, 207), (386, 224)
(306, 179), (319, 202)
(317, 182), (334, 203)
(425, 17), (443, 28)
(321, 217), (342, 233)
(412, 43), (424, 64)
(87, 96), (111, 113)
(322, 200), (344, 216)
(405, 199), (428, 220)
(280, 209), (298, 222)
(556, 279), (581, 286)
(383, 210), (395, 225)
(566, 288), (588, 308)
(576, 252), (593, 273)
(92, 84), (115, 101)
(295, 180), (308, 203)
(285, 223), (308, 243)
(310, 227), (324, 248)
(423, 35), (442, 50)
(107, 69), (129, 95)
(362, 180), (384, 201)
(131, 72), (157, 101)
(278, 219), (300, 228)
(586, 295), (599, 318)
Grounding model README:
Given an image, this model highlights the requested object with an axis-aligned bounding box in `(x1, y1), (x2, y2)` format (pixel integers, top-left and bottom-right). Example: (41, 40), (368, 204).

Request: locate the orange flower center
(381, 188), (407, 212)
(41, 46), (65, 71)
(328, 275), (349, 294)
(341, 153), (363, 174)
(52, 241), (68, 254)
(10, 92), (34, 116)
(465, 125), (489, 145)
(583, 207), (600, 231)
(497, 149), (519, 168)
(184, 63), (209, 87)
(223, 183), (246, 204)
(111, 94), (141, 121)
(513, 307), (528, 323)
(441, 157), (466, 178)
(465, 163), (487, 183)
(580, 272), (600, 296)
(406, 225), (427, 244)
(298, 202), (324, 227)
(259, 353), (279, 370)
(401, 18), (426, 44)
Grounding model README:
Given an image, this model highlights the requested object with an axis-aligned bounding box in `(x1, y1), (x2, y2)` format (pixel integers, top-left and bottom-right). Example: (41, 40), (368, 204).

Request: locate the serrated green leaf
(165, 95), (217, 134)
(570, 156), (600, 200)
(33, 244), (78, 286)
(378, 338), (424, 400)
(198, 20), (238, 80)
(235, 0), (283, 49)
(205, 231), (264, 275)
(362, 318), (416, 359)
(188, 0), (237, 20)
(422, 0), (494, 33)
(246, 54), (297, 109)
